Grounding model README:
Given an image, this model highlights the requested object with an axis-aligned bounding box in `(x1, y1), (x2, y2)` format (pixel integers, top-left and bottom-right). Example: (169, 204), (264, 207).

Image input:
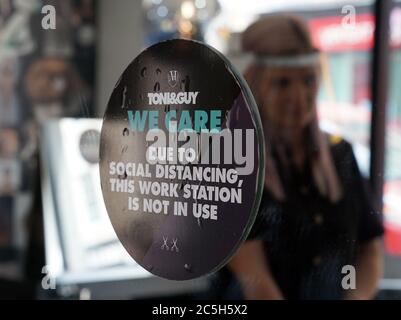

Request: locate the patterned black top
(212, 136), (384, 300)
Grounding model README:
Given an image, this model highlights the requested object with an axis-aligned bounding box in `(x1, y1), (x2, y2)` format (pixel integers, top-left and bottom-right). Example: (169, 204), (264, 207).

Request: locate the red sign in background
(309, 9), (401, 52)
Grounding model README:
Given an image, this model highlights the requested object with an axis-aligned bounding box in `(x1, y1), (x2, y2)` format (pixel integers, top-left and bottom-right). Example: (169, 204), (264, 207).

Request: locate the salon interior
(0, 0), (401, 300)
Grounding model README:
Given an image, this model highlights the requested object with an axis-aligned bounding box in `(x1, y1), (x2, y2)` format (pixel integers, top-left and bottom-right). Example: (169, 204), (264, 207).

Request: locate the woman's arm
(228, 240), (284, 300)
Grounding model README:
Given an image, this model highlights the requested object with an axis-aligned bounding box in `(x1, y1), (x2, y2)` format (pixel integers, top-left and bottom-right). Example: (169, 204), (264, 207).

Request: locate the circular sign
(100, 39), (265, 280)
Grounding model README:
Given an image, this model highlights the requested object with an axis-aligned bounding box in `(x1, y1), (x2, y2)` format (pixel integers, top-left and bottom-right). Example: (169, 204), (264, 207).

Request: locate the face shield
(246, 51), (321, 145)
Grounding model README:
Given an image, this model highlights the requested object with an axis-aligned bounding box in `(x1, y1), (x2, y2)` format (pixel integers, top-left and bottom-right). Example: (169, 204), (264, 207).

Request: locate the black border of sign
(98, 38), (266, 280)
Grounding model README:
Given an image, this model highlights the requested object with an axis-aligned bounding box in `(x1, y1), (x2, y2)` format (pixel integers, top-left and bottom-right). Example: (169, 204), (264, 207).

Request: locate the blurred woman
(225, 14), (384, 300)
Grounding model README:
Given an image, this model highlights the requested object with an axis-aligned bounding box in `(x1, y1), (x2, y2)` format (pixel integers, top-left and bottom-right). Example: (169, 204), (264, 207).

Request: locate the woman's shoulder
(323, 133), (360, 178)
(324, 133), (354, 158)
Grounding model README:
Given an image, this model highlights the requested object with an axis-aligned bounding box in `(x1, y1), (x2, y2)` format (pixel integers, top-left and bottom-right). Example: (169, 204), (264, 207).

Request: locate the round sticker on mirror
(99, 39), (265, 280)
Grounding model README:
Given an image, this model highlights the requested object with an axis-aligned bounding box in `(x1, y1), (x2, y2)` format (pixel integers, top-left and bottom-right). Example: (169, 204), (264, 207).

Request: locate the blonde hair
(242, 14), (343, 203)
